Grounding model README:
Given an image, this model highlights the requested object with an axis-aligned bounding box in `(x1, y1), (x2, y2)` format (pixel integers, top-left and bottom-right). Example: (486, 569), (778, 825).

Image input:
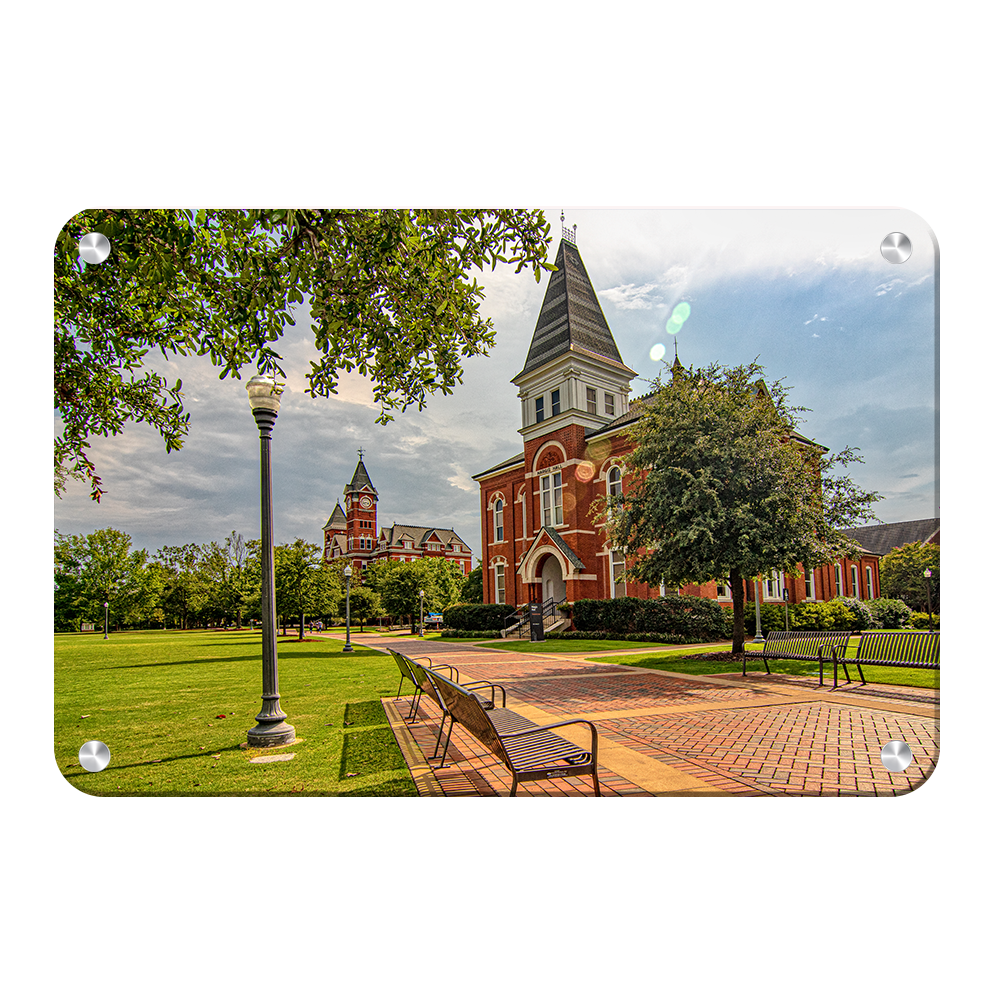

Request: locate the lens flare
(666, 301), (691, 336)
(575, 460), (596, 482)
(650, 343), (666, 362)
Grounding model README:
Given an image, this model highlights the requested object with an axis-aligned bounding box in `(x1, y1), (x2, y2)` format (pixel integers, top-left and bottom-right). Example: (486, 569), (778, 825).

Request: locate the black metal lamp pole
(419, 589), (425, 637)
(924, 568), (934, 629)
(753, 577), (764, 642)
(103, 601), (109, 639)
(246, 375), (295, 748)
(343, 565), (353, 652)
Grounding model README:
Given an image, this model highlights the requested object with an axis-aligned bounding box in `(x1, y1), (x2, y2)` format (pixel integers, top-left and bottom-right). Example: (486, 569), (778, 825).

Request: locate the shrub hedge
(442, 603), (516, 632)
(571, 595), (728, 641)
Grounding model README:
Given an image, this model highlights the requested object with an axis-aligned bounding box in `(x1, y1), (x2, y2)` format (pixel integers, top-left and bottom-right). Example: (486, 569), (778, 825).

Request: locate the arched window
(866, 565), (874, 599)
(608, 466), (623, 499)
(493, 498), (504, 542)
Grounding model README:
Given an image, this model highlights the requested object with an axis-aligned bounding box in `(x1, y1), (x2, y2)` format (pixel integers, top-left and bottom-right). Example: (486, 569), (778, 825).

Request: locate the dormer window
(535, 397), (545, 423)
(551, 388), (561, 417)
(605, 392), (615, 416)
(586, 387), (597, 414)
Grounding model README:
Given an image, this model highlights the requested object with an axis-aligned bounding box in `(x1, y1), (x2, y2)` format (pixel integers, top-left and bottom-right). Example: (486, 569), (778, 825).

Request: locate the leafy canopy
(597, 360), (882, 650)
(55, 208), (554, 500)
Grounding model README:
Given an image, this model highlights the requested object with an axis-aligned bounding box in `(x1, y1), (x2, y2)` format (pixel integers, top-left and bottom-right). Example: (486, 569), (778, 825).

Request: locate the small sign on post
(528, 603), (545, 643)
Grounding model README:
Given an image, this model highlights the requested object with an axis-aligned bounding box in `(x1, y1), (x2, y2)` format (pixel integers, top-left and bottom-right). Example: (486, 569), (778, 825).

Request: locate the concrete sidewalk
(366, 634), (939, 797)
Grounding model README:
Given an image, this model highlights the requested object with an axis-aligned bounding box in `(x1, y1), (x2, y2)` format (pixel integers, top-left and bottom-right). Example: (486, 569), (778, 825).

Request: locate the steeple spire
(514, 236), (629, 380)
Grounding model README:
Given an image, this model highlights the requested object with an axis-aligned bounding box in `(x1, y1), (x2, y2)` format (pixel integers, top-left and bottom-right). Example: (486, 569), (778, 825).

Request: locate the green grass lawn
(55, 630), (418, 797)
(586, 638), (940, 688)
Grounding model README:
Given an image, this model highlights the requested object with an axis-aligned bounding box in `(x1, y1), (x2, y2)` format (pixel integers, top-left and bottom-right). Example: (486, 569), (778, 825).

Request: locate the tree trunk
(730, 568), (746, 656)
(299, 612), (305, 641)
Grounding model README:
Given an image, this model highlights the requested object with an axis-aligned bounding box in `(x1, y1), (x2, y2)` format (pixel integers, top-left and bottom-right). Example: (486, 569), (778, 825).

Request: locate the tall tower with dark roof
(512, 231), (637, 445)
(344, 449), (378, 572)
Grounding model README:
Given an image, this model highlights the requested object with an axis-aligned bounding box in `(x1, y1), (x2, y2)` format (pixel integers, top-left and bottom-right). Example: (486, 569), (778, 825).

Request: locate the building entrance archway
(540, 554), (566, 604)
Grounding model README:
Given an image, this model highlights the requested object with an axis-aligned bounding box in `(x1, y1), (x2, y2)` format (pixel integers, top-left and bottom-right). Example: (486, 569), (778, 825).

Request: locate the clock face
(360, 496), (372, 509)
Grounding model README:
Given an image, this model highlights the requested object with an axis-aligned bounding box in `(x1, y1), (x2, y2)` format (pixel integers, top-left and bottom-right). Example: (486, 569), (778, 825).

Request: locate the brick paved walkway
(367, 635), (939, 798)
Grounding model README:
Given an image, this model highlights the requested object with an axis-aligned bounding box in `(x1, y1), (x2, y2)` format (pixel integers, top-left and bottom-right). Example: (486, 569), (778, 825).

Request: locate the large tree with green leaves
(598, 360), (882, 654)
(200, 532), (260, 628)
(54, 209), (553, 500)
(274, 539), (343, 638)
(54, 528), (162, 631)
(879, 542), (939, 613)
(365, 557), (465, 627)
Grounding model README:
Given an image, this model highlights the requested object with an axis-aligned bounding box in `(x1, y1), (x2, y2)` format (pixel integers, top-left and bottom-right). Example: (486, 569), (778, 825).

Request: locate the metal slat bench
(426, 669), (601, 796)
(832, 630), (940, 687)
(742, 630), (852, 686)
(388, 649), (506, 761)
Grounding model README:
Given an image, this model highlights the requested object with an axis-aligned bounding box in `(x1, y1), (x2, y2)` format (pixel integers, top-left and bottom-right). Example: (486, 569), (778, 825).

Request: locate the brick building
(473, 231), (881, 611)
(323, 452), (473, 578)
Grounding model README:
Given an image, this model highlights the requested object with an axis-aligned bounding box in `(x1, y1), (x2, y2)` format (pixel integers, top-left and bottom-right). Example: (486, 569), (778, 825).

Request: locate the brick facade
(473, 234), (881, 613)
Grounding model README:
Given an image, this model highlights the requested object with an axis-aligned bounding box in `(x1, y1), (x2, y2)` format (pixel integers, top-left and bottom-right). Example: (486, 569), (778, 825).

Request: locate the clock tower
(344, 449), (378, 573)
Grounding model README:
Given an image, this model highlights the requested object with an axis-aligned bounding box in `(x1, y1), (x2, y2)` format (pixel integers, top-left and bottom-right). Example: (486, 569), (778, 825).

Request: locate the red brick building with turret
(473, 230), (881, 612)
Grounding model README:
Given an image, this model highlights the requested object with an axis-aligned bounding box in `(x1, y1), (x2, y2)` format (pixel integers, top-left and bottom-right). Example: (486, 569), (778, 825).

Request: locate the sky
(54, 207), (938, 565)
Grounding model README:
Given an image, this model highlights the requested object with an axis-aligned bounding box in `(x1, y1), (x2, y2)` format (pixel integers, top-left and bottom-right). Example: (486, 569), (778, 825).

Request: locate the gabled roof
(514, 238), (629, 381)
(323, 503), (348, 530)
(842, 518), (940, 556)
(380, 523), (471, 551)
(519, 526), (586, 572)
(346, 457), (377, 496)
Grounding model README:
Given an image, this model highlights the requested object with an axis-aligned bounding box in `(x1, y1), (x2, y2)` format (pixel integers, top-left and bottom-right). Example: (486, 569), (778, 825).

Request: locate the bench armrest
(464, 680), (507, 707)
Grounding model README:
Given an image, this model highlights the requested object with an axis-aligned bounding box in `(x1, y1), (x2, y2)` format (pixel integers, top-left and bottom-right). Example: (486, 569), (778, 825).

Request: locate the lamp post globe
(245, 375), (295, 748)
(343, 564), (353, 652)
(923, 568), (935, 629)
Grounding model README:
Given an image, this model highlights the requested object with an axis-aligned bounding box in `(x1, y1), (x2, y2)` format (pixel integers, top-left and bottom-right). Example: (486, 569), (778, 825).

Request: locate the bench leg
(857, 664), (866, 686)
(432, 718), (455, 769)
(818, 655), (824, 686)
(509, 775), (518, 797)
(592, 769), (602, 797)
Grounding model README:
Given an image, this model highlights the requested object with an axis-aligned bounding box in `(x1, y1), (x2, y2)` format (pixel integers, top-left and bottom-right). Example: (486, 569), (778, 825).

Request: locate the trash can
(528, 602), (545, 643)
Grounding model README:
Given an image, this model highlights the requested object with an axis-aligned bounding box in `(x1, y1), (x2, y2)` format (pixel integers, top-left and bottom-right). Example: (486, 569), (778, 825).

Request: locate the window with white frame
(535, 397), (544, 423)
(804, 568), (816, 600)
(763, 570), (783, 600)
(493, 498), (504, 542)
(866, 565), (874, 599)
(851, 565), (859, 597)
(611, 550), (626, 598)
(717, 579), (732, 600)
(608, 465), (623, 500)
(586, 387), (597, 414)
(541, 471), (563, 526)
(551, 388), (560, 417)
(495, 564), (506, 604)
(605, 392), (615, 416)
(834, 564), (843, 596)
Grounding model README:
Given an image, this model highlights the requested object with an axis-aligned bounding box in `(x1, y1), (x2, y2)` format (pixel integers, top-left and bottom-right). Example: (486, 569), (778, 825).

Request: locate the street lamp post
(753, 577), (764, 642)
(103, 601), (109, 639)
(924, 568), (935, 629)
(245, 375), (295, 748)
(343, 564), (353, 652)
(419, 589), (425, 638)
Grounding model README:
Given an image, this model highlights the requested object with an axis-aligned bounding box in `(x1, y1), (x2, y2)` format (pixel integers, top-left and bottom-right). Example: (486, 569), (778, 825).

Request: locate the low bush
(571, 595), (728, 641)
(865, 598), (913, 629)
(442, 603), (515, 632)
(440, 629), (503, 639)
(834, 597), (876, 631)
(909, 612), (940, 629)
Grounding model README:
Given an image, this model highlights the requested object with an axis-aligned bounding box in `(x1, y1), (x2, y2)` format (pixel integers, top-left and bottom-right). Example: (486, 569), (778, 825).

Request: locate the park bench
(742, 630), (852, 686)
(388, 649), (507, 761)
(427, 669), (601, 796)
(831, 630), (940, 687)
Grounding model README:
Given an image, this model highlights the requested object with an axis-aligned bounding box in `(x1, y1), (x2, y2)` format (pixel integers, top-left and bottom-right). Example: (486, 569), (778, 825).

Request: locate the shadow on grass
(65, 744), (247, 772)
